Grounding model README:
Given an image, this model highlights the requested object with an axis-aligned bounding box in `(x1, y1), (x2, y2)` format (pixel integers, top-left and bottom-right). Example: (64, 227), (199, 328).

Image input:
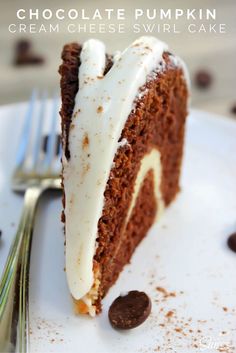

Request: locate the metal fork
(0, 91), (61, 353)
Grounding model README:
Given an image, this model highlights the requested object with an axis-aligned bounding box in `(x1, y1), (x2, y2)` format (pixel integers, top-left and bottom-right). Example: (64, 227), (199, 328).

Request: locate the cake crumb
(175, 327), (182, 333)
(156, 286), (176, 298)
(166, 310), (174, 318)
(82, 133), (89, 149)
(97, 106), (103, 113)
(156, 287), (168, 296)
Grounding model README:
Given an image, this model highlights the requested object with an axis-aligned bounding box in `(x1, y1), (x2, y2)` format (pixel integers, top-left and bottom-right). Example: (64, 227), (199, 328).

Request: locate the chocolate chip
(194, 70), (212, 89)
(230, 104), (236, 115)
(43, 134), (61, 155)
(14, 39), (44, 66)
(227, 232), (236, 252)
(108, 291), (151, 330)
(16, 39), (31, 54)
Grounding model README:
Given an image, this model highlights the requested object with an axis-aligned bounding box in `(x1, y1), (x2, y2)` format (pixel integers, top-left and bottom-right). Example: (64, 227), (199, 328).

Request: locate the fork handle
(0, 187), (42, 353)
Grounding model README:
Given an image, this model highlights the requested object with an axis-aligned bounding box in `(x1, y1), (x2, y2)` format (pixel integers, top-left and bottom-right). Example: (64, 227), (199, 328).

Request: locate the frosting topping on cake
(63, 36), (183, 300)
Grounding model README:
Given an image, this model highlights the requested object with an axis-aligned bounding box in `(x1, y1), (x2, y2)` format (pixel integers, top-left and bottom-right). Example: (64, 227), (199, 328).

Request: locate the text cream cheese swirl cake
(59, 36), (189, 316)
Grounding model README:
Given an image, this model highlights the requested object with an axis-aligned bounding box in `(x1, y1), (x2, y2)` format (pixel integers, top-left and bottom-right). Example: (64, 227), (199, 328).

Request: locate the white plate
(0, 102), (236, 353)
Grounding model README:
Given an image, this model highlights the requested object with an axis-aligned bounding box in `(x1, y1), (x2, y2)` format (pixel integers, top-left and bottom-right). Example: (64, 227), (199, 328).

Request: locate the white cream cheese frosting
(63, 36), (186, 302)
(125, 149), (164, 225)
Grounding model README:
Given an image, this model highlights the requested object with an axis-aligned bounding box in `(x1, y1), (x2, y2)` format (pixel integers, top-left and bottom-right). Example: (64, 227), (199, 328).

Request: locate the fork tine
(58, 138), (62, 159)
(43, 93), (59, 170)
(33, 90), (47, 169)
(16, 89), (37, 168)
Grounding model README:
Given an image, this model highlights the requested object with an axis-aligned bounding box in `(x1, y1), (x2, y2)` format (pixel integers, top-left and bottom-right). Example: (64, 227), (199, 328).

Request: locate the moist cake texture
(59, 36), (188, 316)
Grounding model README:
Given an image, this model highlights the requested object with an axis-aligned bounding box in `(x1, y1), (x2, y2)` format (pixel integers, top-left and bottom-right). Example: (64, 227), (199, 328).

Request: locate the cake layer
(59, 36), (189, 315)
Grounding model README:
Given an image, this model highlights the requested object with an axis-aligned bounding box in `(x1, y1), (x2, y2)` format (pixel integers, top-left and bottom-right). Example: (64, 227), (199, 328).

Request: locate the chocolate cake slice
(59, 36), (189, 316)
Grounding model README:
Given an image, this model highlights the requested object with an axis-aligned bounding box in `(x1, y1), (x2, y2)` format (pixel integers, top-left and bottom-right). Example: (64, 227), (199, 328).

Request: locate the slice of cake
(59, 36), (189, 316)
